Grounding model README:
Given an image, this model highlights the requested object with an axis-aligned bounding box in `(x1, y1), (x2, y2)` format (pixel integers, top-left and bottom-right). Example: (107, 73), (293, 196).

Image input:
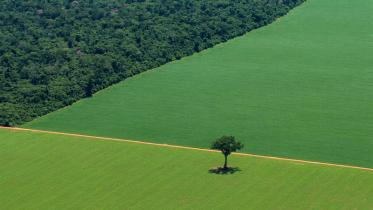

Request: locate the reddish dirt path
(1, 126), (372, 172)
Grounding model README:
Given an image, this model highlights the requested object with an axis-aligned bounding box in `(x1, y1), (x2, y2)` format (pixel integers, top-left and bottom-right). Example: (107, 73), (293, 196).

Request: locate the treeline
(0, 0), (305, 126)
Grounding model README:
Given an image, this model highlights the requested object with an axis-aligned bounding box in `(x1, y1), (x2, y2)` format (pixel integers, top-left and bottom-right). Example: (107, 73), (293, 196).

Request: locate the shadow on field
(208, 167), (241, 175)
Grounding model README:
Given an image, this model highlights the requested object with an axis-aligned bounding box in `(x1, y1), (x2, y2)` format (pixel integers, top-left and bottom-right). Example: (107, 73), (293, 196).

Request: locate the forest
(0, 0), (305, 126)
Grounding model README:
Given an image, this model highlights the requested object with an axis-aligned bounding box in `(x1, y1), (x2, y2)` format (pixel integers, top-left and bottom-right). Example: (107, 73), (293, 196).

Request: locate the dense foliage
(0, 0), (305, 125)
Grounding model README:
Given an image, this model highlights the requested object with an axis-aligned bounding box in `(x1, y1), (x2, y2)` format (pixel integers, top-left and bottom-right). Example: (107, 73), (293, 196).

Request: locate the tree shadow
(208, 167), (241, 175)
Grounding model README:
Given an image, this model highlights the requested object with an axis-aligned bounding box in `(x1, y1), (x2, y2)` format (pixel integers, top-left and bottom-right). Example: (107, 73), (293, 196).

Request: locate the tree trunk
(223, 155), (228, 169)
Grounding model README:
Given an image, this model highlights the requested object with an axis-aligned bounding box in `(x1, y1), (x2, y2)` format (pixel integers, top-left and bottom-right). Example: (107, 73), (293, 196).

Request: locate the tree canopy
(0, 0), (305, 125)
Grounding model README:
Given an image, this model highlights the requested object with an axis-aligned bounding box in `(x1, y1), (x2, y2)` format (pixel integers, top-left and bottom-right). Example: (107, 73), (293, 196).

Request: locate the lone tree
(211, 136), (244, 170)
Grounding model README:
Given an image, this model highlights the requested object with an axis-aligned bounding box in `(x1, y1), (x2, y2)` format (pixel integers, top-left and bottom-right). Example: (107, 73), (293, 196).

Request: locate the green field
(1, 128), (372, 209)
(24, 0), (373, 168)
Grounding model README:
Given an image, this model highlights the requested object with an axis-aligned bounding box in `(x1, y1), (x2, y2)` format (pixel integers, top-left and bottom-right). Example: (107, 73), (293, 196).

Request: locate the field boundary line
(1, 126), (373, 172)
